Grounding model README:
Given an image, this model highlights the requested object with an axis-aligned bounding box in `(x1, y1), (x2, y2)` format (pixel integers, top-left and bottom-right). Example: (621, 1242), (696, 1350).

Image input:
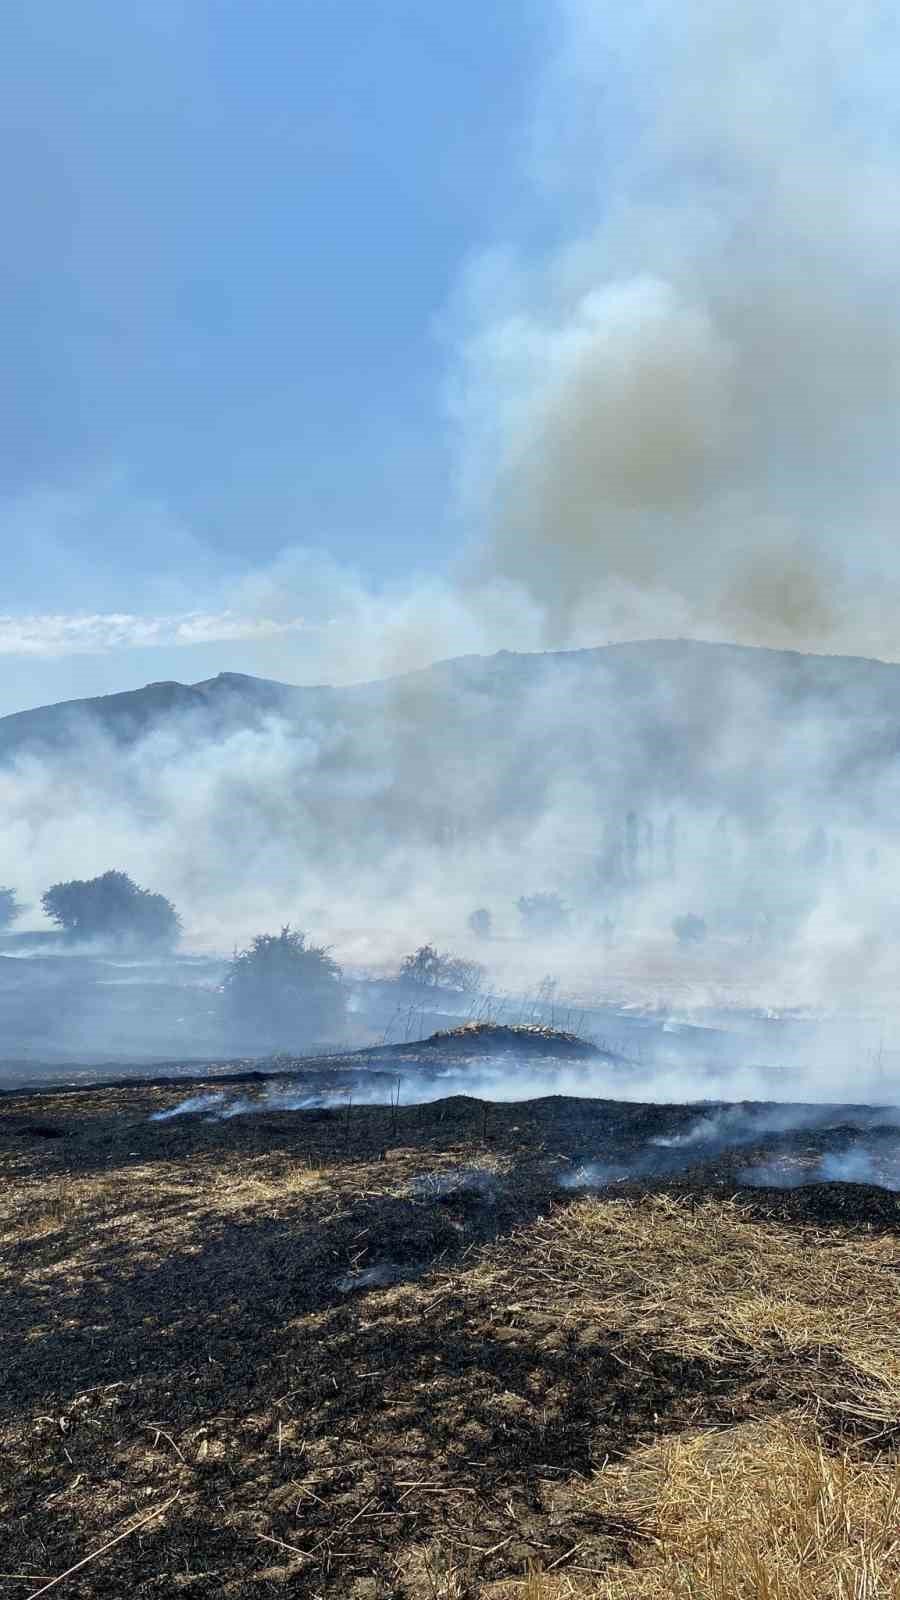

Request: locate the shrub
(517, 892), (570, 937)
(399, 944), (485, 993)
(467, 907), (492, 940)
(41, 870), (180, 947)
(0, 887), (22, 929)
(673, 912), (707, 945)
(223, 925), (346, 1046)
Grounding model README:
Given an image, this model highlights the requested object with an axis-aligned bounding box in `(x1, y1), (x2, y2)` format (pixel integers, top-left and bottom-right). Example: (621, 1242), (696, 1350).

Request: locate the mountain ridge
(5, 635), (900, 743)
(2, 640), (899, 842)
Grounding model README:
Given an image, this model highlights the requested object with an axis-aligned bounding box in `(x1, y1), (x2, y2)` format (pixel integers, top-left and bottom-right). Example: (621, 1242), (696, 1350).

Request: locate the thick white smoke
(451, 0), (900, 654)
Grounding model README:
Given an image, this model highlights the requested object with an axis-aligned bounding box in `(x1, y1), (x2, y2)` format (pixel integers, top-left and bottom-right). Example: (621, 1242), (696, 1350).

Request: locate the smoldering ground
(141, 1054), (900, 1200)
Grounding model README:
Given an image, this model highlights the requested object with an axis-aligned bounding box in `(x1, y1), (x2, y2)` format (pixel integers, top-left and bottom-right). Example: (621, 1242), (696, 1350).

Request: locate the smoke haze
(3, 3), (900, 1105)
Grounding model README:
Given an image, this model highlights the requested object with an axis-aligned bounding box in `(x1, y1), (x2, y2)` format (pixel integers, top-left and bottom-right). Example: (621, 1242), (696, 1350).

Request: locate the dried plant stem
(26, 1495), (179, 1599)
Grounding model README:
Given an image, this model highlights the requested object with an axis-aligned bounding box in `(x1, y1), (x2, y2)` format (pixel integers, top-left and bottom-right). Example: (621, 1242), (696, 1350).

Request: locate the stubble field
(2, 1048), (899, 1598)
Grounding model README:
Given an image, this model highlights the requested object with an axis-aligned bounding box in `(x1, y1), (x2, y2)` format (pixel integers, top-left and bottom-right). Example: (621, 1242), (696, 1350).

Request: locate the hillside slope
(2, 639), (898, 830)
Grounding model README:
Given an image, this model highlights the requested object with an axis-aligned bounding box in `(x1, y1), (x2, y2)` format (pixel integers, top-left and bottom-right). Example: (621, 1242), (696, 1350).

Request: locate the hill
(0, 669), (334, 760)
(3, 638), (900, 970)
(2, 638), (900, 834)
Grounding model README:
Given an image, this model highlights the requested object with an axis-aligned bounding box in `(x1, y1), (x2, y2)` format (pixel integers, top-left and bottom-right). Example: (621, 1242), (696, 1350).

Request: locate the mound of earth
(399, 1022), (599, 1058)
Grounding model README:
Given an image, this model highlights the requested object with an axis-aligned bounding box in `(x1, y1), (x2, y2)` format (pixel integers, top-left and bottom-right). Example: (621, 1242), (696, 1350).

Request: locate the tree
(41, 870), (181, 947)
(664, 814), (678, 878)
(0, 887), (22, 929)
(802, 825), (829, 872)
(625, 811), (640, 881)
(672, 913), (707, 945)
(517, 892), (570, 938)
(467, 907), (492, 940)
(223, 926), (346, 1046)
(399, 944), (485, 993)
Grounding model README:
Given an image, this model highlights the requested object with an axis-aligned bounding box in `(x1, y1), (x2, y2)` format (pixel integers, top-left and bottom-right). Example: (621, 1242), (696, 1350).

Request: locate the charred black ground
(2, 1029), (899, 1597)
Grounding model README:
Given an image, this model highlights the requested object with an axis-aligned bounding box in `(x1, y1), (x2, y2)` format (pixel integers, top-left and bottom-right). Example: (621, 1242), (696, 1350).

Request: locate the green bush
(0, 887), (22, 929)
(41, 870), (180, 947)
(399, 943), (485, 993)
(223, 925), (346, 1046)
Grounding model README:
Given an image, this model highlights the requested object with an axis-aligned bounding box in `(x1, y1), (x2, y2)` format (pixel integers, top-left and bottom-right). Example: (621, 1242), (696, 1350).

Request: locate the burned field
(2, 1032), (900, 1597)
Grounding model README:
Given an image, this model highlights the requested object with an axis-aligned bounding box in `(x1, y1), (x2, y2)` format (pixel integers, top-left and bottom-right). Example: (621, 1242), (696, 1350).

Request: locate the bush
(467, 907), (492, 940)
(672, 912), (707, 945)
(223, 926), (346, 1046)
(399, 944), (485, 993)
(517, 892), (570, 937)
(0, 887), (22, 929)
(41, 870), (180, 947)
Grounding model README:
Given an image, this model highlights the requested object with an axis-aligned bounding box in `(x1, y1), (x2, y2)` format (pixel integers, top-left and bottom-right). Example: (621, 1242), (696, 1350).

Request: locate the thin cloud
(0, 611), (306, 659)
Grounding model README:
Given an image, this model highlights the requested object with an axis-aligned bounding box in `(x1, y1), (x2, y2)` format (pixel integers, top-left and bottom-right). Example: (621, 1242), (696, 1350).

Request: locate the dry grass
(0, 1154), (323, 1263)
(475, 1193), (900, 1427)
(488, 1417), (900, 1599)
(3, 1092), (899, 1597)
(477, 1195), (900, 1600)
(204, 1155), (323, 1209)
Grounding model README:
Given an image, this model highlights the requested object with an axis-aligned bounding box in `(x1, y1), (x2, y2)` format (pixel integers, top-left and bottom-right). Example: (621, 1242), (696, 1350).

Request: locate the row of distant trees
(467, 893), (570, 942)
(0, 887), (20, 928)
(225, 932), (497, 1046)
(0, 870), (486, 1044)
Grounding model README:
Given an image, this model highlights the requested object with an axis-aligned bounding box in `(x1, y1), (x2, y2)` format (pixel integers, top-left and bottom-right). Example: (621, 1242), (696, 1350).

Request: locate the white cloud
(0, 610), (306, 658)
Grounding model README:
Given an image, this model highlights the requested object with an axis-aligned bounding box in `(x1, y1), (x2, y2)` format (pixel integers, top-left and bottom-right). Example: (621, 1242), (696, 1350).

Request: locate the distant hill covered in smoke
(2, 638), (900, 951)
(1, 640), (899, 824)
(0, 670), (333, 759)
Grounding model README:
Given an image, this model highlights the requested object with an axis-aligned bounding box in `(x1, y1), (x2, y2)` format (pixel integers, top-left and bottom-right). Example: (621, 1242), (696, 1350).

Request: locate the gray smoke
(148, 1092), (225, 1122)
(409, 1167), (498, 1202)
(560, 1161), (630, 1190)
(817, 1149), (895, 1186)
(651, 1102), (900, 1150)
(563, 1099), (900, 1191)
(454, 0), (900, 656)
(743, 1149), (900, 1191)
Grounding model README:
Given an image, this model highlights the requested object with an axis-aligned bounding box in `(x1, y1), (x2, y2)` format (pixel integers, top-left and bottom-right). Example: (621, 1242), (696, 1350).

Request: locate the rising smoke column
(453, 0), (900, 655)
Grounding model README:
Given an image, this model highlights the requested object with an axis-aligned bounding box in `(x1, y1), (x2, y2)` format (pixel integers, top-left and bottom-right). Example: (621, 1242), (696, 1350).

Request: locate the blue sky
(0, 2), (548, 710)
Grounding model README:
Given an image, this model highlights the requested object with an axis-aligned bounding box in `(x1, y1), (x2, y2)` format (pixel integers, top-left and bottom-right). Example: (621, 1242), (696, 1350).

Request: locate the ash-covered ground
(4, 1024), (900, 1204)
(3, 1023), (899, 1598)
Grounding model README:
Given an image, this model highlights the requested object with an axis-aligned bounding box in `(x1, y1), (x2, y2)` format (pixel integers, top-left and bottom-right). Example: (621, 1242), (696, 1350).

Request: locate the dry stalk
(25, 1494), (179, 1599)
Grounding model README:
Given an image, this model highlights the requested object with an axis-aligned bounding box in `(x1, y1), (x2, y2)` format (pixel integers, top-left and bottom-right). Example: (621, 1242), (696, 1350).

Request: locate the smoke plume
(453, 0), (900, 654)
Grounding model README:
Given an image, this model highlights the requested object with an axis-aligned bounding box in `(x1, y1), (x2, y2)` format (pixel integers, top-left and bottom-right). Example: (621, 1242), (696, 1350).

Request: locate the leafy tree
(0, 887), (22, 929)
(643, 817), (655, 873)
(467, 907), (492, 940)
(399, 944), (485, 993)
(801, 825), (829, 872)
(400, 943), (442, 986)
(223, 926), (345, 1045)
(664, 814), (678, 877)
(672, 912), (707, 945)
(625, 810), (640, 880)
(516, 892), (570, 937)
(41, 870), (181, 947)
